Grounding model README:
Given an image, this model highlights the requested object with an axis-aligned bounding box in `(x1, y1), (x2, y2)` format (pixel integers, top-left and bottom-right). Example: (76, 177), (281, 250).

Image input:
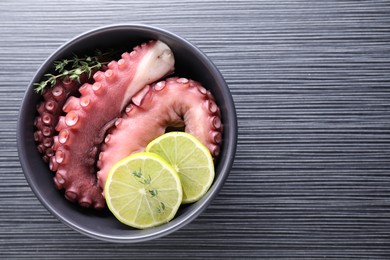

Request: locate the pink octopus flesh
(97, 77), (223, 192)
(50, 40), (175, 209)
(34, 40), (224, 210)
(34, 75), (87, 163)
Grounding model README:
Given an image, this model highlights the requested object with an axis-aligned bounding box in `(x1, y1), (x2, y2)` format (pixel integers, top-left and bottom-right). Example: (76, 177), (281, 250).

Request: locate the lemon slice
(145, 132), (215, 204)
(104, 152), (182, 229)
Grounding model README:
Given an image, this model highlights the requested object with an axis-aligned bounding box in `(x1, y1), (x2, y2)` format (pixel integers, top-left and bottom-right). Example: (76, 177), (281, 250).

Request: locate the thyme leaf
(149, 188), (158, 197)
(132, 169), (142, 178)
(132, 169), (165, 214)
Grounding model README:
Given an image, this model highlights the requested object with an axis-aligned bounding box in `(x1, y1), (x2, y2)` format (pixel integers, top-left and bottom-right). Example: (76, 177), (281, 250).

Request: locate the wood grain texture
(1, 0), (390, 258)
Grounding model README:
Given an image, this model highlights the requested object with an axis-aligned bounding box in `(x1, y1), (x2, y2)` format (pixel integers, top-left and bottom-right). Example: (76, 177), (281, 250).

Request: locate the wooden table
(1, 0), (390, 258)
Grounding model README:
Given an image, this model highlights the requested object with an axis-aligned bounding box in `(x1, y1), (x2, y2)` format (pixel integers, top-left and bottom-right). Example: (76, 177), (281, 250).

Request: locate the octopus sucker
(51, 40), (175, 209)
(79, 96), (91, 109)
(64, 111), (80, 128)
(42, 112), (54, 125)
(45, 100), (58, 112)
(92, 82), (104, 94)
(93, 71), (105, 82)
(42, 127), (52, 137)
(58, 129), (71, 145)
(117, 59), (127, 70)
(34, 76), (85, 163)
(97, 77), (223, 192)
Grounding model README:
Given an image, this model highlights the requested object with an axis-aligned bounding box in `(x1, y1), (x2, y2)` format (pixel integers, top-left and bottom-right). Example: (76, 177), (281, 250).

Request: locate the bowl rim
(17, 23), (238, 242)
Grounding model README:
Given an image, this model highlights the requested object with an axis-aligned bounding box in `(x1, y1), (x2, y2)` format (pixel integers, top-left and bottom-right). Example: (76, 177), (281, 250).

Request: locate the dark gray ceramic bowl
(17, 24), (237, 242)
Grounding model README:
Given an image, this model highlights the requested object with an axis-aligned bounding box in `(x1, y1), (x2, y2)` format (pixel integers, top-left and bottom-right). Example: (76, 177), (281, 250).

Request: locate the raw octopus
(34, 40), (224, 210)
(34, 75), (87, 163)
(50, 40), (175, 209)
(97, 77), (223, 192)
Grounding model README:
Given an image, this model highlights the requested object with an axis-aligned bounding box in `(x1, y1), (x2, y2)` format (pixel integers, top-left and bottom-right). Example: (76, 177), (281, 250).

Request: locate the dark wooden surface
(1, 0), (390, 258)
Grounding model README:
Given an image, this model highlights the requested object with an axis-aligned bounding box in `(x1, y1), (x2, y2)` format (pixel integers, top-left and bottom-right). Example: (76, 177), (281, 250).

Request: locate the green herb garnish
(34, 50), (111, 94)
(132, 169), (165, 214)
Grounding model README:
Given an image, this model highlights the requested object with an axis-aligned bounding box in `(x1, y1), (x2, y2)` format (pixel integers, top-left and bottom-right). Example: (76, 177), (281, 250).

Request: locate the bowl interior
(17, 24), (237, 242)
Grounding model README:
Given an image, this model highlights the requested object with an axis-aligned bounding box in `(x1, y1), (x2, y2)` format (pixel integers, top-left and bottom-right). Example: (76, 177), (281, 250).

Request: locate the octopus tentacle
(97, 77), (223, 192)
(34, 76), (87, 162)
(51, 40), (175, 209)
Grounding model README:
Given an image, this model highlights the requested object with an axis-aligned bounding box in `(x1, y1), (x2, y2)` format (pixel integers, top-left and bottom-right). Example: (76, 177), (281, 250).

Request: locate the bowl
(17, 24), (237, 242)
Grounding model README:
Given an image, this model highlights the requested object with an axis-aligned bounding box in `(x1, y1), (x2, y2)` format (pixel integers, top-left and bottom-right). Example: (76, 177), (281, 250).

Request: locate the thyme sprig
(132, 169), (166, 214)
(34, 50), (110, 94)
